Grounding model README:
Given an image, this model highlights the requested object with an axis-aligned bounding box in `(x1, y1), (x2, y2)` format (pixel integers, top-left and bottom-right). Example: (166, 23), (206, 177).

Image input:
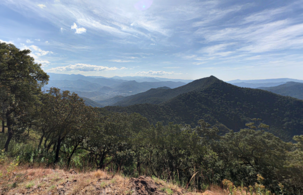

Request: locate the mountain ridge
(259, 81), (303, 100)
(113, 75), (219, 106)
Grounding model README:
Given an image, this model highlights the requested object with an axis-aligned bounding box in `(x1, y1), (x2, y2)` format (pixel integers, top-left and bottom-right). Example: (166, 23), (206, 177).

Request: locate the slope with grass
(0, 163), (216, 195)
(106, 76), (303, 141)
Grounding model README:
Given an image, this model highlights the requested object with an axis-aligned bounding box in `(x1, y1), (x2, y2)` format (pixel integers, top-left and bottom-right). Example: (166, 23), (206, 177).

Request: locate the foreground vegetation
(1, 42), (303, 194)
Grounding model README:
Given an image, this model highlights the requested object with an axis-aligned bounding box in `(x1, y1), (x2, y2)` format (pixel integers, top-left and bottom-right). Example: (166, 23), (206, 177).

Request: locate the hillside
(259, 82), (303, 100)
(81, 97), (103, 107)
(106, 76), (303, 141)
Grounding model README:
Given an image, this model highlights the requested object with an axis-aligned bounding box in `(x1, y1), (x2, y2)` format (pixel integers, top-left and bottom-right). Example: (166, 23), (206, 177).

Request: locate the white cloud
(35, 39), (40, 41)
(0, 39), (14, 44)
(192, 62), (205, 65)
(198, 19), (303, 54)
(19, 44), (52, 66)
(75, 28), (86, 34)
(136, 70), (179, 76)
(71, 23), (77, 30)
(37, 4), (46, 9)
(109, 59), (132, 63)
(71, 23), (86, 34)
(36, 60), (50, 67)
(45, 41), (49, 44)
(48, 63), (121, 72)
(244, 8), (285, 23)
(184, 55), (197, 59)
(60, 27), (64, 32)
(26, 39), (33, 43)
(29, 45), (53, 56)
(200, 43), (234, 55)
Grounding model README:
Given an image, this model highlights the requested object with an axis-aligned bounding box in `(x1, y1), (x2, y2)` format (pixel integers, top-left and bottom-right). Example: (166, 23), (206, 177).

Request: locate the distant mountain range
(44, 73), (190, 106)
(259, 82), (303, 100)
(105, 76), (303, 141)
(228, 78), (303, 88)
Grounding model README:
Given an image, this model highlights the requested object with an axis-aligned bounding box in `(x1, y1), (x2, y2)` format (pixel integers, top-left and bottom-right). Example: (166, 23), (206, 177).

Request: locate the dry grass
(0, 162), (250, 195)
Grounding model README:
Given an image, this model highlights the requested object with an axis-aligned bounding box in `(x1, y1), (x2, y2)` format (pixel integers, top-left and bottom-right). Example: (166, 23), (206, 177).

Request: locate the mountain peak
(113, 76), (223, 106)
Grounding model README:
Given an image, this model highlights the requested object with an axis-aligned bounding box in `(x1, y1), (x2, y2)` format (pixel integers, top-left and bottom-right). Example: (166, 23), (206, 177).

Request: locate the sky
(1, 0), (303, 81)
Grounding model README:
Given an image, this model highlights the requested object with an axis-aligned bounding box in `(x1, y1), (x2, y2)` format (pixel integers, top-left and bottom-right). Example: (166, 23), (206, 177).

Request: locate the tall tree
(0, 42), (49, 151)
(35, 87), (93, 163)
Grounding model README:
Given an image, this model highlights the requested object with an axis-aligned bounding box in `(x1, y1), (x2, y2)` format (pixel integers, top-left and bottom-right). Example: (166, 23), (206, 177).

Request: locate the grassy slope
(0, 163), (228, 195)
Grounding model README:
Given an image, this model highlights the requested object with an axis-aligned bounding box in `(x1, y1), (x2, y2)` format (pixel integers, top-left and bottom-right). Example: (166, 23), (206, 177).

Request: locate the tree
(35, 87), (93, 163)
(0, 42), (49, 151)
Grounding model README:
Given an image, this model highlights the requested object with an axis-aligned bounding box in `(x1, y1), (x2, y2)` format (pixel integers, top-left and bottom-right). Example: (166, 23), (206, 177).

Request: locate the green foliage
(0, 42), (49, 151)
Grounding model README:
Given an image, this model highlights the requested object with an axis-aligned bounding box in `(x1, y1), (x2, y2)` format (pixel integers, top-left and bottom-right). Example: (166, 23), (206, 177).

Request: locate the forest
(1, 42), (303, 194)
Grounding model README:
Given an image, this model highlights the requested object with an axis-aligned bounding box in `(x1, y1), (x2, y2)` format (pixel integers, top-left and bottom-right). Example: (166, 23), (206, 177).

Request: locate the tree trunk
(67, 144), (79, 168)
(98, 152), (106, 169)
(1, 120), (4, 133)
(4, 125), (13, 152)
(38, 133), (44, 150)
(54, 137), (61, 163)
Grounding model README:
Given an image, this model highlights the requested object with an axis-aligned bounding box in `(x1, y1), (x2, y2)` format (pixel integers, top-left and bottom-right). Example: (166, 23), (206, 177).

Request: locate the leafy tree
(34, 87), (93, 163)
(0, 42), (49, 151)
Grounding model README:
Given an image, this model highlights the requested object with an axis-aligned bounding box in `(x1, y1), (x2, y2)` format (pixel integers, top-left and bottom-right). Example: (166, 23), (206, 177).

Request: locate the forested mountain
(113, 76), (218, 106)
(229, 78), (303, 88)
(259, 82), (303, 100)
(106, 76), (303, 141)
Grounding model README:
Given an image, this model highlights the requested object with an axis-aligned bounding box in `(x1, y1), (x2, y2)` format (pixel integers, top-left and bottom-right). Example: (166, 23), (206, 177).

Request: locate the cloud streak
(136, 70), (179, 76)
(48, 63), (122, 72)
(37, 4), (46, 9)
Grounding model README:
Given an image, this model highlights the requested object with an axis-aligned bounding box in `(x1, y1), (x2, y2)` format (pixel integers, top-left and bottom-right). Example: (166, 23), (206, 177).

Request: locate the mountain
(96, 95), (125, 106)
(105, 76), (303, 141)
(228, 78), (303, 88)
(259, 82), (303, 100)
(113, 76), (218, 106)
(81, 97), (103, 107)
(113, 80), (184, 94)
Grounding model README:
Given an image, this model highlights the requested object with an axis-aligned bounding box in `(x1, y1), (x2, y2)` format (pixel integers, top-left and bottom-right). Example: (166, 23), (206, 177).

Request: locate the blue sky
(1, 0), (303, 81)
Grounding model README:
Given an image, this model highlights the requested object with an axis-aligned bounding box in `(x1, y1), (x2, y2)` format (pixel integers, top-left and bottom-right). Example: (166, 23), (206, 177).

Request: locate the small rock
(69, 169), (77, 174)
(57, 185), (64, 189)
